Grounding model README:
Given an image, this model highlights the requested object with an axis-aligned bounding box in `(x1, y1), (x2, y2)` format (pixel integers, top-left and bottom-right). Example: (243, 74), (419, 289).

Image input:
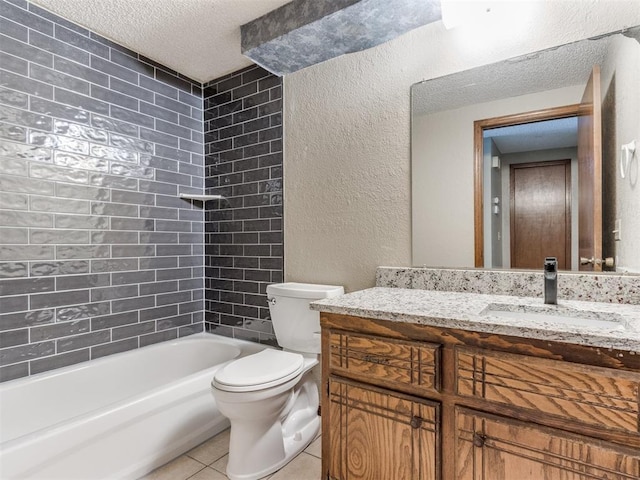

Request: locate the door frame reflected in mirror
(473, 104), (582, 268)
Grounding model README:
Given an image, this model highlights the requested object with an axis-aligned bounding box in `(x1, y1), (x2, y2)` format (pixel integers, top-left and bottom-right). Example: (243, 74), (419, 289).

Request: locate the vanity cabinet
(321, 313), (640, 480)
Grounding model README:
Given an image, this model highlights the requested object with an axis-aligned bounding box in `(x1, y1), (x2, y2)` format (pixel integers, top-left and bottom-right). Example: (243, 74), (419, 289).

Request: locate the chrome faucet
(544, 257), (558, 305)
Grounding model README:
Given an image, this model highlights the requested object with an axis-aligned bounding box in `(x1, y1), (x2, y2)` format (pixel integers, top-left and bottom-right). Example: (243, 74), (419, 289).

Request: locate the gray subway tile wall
(0, 0), (205, 382)
(203, 66), (283, 345)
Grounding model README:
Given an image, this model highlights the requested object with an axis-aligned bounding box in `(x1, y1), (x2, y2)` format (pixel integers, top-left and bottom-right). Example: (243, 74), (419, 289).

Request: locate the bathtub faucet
(544, 257), (558, 305)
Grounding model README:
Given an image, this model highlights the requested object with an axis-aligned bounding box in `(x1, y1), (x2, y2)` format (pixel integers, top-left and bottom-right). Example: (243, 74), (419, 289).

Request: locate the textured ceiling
(30, 0), (292, 83)
(485, 117), (578, 155)
(411, 32), (615, 116)
(412, 26), (639, 154)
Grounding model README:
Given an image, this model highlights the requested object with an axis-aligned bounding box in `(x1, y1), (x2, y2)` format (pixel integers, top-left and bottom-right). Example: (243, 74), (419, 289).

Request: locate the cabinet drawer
(456, 346), (640, 435)
(330, 331), (441, 394)
(455, 406), (640, 480)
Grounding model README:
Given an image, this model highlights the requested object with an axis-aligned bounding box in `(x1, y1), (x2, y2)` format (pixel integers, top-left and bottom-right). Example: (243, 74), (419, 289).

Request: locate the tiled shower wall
(203, 65), (283, 345)
(0, 0), (205, 382)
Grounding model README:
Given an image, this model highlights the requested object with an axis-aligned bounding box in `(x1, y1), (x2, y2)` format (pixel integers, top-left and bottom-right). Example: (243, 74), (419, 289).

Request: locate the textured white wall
(284, 1), (640, 292)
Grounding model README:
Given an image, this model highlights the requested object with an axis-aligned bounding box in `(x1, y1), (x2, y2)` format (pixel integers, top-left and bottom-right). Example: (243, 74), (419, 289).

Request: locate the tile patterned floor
(140, 429), (321, 480)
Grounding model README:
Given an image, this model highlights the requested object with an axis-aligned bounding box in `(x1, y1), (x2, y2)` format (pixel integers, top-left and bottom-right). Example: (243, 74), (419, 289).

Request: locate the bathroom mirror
(411, 27), (640, 272)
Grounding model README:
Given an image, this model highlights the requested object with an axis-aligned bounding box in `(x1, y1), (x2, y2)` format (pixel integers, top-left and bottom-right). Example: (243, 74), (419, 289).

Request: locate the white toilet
(211, 282), (344, 480)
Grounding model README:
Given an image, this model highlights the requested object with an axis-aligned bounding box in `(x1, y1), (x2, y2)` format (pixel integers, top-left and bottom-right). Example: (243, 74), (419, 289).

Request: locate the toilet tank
(266, 282), (344, 354)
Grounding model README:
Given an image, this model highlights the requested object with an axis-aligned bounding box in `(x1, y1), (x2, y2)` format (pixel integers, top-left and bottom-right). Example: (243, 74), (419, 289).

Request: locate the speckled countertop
(311, 287), (640, 352)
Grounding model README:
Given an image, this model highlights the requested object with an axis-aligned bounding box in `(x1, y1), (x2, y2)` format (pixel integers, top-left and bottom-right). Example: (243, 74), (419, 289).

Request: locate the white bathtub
(0, 333), (265, 480)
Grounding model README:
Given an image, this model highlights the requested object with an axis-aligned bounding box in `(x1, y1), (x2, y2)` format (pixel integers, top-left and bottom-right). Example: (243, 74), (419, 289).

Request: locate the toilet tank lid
(266, 282), (344, 299)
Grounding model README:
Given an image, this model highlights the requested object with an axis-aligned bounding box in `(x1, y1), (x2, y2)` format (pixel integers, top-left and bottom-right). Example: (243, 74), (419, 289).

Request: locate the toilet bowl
(210, 282), (344, 480)
(212, 351), (319, 480)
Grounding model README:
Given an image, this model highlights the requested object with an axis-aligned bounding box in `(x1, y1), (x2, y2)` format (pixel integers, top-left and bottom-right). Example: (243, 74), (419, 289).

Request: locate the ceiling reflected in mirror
(484, 117), (578, 154)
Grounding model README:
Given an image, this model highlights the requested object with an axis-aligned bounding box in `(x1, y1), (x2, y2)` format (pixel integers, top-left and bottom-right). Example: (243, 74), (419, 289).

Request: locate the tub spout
(544, 257), (558, 305)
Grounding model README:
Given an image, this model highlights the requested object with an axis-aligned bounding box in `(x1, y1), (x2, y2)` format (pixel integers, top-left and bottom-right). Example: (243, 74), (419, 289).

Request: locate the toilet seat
(213, 349), (304, 393)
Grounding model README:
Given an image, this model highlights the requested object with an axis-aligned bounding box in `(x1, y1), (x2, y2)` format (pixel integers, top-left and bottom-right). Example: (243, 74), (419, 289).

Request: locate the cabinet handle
(410, 416), (423, 429)
(361, 354), (390, 365)
(473, 433), (486, 448)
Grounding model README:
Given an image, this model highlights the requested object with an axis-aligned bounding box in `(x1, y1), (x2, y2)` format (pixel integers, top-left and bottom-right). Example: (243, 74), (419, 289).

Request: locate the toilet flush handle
(267, 297), (276, 305)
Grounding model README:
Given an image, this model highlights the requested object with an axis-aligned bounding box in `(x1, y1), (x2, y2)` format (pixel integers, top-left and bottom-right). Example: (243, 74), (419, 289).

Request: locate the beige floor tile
(188, 466), (228, 480)
(269, 453), (321, 480)
(139, 455), (206, 480)
(210, 453), (229, 475)
(304, 435), (321, 458)
(188, 429), (231, 465)
(146, 428), (323, 480)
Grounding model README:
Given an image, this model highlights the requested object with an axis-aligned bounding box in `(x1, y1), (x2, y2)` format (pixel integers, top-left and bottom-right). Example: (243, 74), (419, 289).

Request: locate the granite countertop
(311, 287), (640, 352)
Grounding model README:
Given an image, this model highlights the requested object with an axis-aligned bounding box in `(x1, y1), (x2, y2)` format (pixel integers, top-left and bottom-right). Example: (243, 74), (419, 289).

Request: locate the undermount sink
(481, 303), (628, 331)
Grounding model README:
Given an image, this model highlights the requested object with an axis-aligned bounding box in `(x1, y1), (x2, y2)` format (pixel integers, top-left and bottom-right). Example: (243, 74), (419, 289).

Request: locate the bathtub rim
(0, 332), (264, 391)
(0, 332), (269, 449)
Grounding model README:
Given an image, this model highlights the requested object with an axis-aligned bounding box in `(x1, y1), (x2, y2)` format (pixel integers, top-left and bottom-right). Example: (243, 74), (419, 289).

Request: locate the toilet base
(218, 371), (320, 480)
(227, 416), (320, 480)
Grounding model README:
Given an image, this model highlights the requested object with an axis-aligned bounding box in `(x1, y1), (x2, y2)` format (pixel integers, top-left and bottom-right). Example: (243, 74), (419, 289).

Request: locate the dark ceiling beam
(241, 0), (442, 76)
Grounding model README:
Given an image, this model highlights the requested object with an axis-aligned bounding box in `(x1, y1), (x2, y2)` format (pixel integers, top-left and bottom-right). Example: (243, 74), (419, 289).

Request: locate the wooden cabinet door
(455, 407), (640, 480)
(327, 377), (439, 480)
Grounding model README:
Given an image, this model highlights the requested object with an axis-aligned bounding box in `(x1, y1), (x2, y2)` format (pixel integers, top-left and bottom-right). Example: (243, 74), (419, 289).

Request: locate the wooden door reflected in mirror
(510, 160), (572, 270)
(577, 66), (603, 272)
